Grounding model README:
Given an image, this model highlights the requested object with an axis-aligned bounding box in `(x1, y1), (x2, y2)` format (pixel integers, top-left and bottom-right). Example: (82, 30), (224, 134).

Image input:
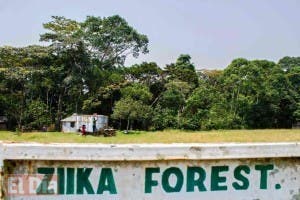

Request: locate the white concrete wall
(61, 122), (78, 133)
(1, 142), (300, 200)
(62, 115), (108, 133)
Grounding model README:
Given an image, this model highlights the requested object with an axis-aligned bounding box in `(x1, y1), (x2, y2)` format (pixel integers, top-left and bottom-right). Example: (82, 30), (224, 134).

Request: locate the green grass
(1, 129), (300, 143)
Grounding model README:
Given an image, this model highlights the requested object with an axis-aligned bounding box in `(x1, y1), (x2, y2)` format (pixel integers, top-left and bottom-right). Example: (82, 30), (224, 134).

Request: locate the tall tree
(82, 15), (149, 69)
(278, 56), (300, 124)
(221, 58), (297, 128)
(165, 54), (199, 88)
(0, 45), (52, 129)
(40, 15), (149, 129)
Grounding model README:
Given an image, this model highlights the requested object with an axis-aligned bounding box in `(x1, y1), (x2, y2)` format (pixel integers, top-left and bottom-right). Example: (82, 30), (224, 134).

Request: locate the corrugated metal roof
(61, 114), (108, 122)
(61, 115), (77, 122)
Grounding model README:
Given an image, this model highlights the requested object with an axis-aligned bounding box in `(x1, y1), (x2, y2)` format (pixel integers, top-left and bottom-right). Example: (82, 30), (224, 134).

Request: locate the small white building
(61, 114), (108, 133)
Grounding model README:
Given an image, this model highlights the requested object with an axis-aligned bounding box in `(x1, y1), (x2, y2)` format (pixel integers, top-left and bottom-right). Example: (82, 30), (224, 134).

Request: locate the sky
(0, 0), (300, 69)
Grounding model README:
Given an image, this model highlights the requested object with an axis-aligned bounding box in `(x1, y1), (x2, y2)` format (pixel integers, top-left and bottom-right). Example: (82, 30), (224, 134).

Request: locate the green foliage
(82, 15), (149, 67)
(40, 16), (82, 49)
(181, 85), (216, 130)
(152, 106), (178, 130)
(0, 14), (299, 132)
(165, 54), (199, 88)
(111, 97), (152, 131)
(278, 56), (300, 72)
(294, 103), (300, 121)
(219, 59), (297, 128)
(125, 62), (162, 86)
(121, 84), (152, 103)
(202, 104), (244, 130)
(159, 87), (185, 111)
(24, 100), (51, 129)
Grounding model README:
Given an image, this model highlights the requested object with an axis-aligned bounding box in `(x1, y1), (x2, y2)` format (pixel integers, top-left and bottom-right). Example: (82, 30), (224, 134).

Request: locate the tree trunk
(46, 89), (49, 111)
(55, 92), (63, 131)
(18, 106), (23, 130)
(126, 118), (130, 132)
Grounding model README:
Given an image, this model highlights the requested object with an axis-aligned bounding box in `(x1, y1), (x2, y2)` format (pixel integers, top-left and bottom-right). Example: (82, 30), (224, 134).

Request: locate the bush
(152, 106), (178, 130)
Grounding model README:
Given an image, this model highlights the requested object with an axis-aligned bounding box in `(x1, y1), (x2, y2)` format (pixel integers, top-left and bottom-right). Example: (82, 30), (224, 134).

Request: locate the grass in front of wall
(0, 129), (300, 143)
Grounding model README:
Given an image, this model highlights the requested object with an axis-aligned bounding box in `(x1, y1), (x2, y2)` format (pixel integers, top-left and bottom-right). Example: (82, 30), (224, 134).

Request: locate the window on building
(70, 122), (75, 128)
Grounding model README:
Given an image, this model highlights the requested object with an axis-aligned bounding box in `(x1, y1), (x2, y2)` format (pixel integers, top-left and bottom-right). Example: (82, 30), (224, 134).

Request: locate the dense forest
(0, 15), (299, 131)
